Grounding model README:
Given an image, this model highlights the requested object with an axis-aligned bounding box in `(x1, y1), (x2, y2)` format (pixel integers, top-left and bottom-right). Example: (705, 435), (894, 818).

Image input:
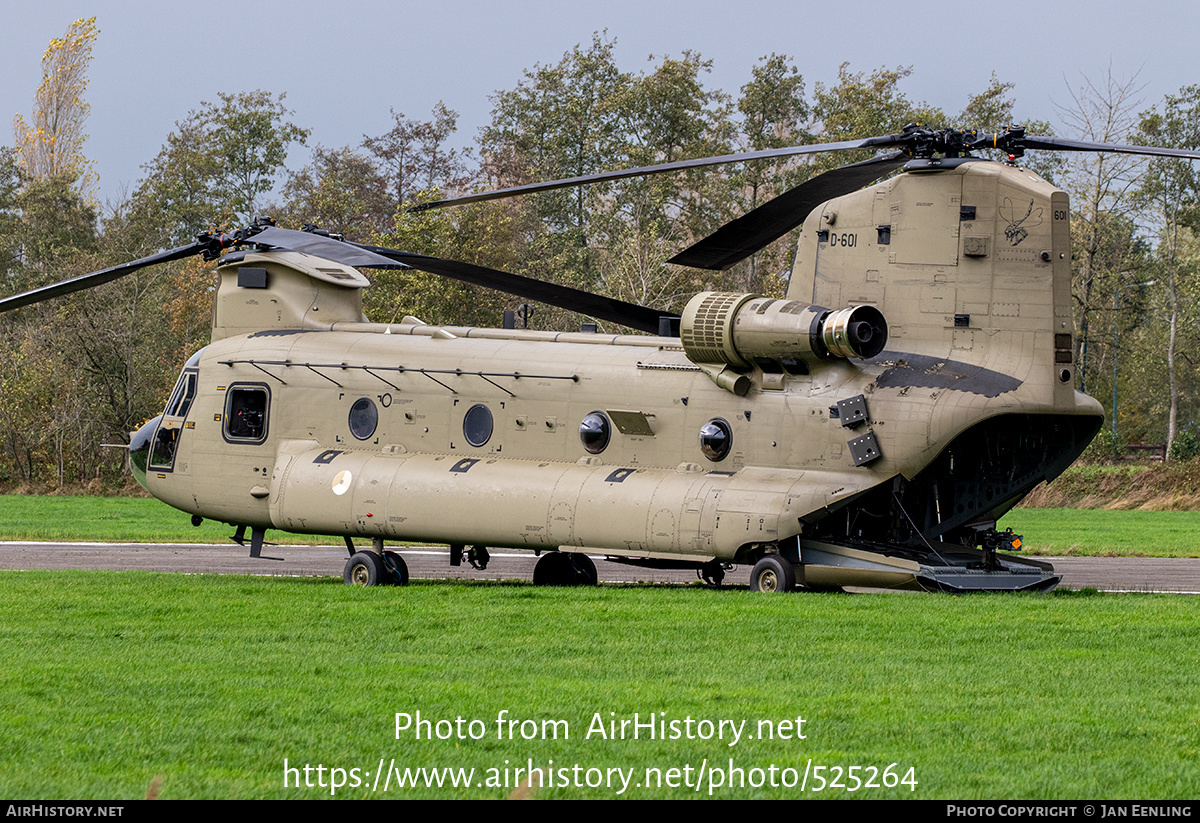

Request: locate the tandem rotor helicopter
(4, 124), (1198, 592)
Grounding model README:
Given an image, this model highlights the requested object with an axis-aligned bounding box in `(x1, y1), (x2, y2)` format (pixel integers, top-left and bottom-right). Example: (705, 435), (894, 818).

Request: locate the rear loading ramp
(799, 539), (1060, 592)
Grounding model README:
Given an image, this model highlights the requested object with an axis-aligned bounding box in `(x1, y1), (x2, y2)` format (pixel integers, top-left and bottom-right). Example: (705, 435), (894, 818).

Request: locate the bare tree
(1136, 85), (1200, 456)
(1054, 69), (1146, 395)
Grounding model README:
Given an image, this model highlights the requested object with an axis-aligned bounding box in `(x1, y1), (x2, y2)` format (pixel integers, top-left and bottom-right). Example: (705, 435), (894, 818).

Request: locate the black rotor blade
(249, 226), (408, 269)
(1020, 135), (1200, 160)
(0, 241), (206, 313)
(243, 227), (672, 332)
(353, 242), (671, 334)
(669, 151), (908, 271)
(410, 134), (910, 212)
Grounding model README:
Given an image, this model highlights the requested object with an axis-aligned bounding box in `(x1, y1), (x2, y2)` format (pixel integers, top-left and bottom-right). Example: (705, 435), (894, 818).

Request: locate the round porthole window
(348, 397), (378, 440)
(463, 404), (494, 447)
(579, 412), (611, 454)
(699, 418), (732, 462)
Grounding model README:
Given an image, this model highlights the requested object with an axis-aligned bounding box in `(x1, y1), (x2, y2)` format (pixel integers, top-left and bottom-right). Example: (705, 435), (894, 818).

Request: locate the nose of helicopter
(128, 415), (161, 492)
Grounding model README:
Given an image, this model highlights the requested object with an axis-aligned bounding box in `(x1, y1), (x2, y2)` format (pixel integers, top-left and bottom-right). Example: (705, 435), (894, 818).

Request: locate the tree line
(1, 21), (1197, 490)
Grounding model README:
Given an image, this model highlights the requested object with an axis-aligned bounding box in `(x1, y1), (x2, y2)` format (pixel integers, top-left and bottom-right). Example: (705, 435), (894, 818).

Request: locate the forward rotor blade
(353, 242), (671, 334)
(243, 227), (673, 332)
(669, 151), (908, 271)
(249, 226), (408, 269)
(0, 242), (205, 313)
(1020, 135), (1200, 160)
(410, 135), (909, 212)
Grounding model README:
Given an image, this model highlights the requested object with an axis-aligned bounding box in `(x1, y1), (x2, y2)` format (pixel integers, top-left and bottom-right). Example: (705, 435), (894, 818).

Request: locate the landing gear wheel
(533, 552), (577, 586)
(571, 553), (597, 586)
(750, 555), (796, 593)
(382, 551), (409, 586)
(700, 559), (728, 587)
(344, 551), (384, 587)
(467, 545), (491, 571)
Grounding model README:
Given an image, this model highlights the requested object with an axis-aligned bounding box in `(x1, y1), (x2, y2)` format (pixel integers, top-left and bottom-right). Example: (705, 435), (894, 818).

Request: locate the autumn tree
(736, 54), (811, 205)
(591, 50), (734, 311)
(1, 19), (106, 487)
(12, 17), (99, 201)
(279, 146), (391, 238)
(0, 149), (20, 281)
(373, 200), (521, 327)
(726, 54), (812, 294)
(130, 91), (310, 244)
(471, 35), (637, 328)
(476, 39), (743, 325)
(812, 64), (944, 167)
(363, 103), (472, 210)
(481, 34), (628, 247)
(6, 16), (101, 285)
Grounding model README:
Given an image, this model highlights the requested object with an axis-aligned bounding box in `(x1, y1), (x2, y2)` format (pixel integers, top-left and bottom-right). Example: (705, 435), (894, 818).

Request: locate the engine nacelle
(680, 292), (888, 370)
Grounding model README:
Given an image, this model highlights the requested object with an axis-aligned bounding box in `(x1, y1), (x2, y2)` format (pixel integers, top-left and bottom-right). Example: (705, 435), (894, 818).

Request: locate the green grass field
(0, 495), (333, 545)
(1000, 509), (1200, 557)
(2, 495), (1198, 557)
(0, 572), (1196, 799)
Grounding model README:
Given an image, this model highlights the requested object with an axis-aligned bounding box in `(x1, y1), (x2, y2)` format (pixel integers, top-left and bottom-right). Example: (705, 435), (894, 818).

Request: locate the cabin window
(463, 404), (493, 447)
(348, 397), (378, 440)
(224, 385), (270, 443)
(699, 418), (732, 462)
(579, 412), (611, 454)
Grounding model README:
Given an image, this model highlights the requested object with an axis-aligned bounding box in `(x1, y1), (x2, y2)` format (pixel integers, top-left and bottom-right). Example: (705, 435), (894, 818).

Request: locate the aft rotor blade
(669, 151), (908, 271)
(0, 242), (205, 313)
(1020, 135), (1200, 160)
(354, 242), (671, 334)
(410, 135), (909, 212)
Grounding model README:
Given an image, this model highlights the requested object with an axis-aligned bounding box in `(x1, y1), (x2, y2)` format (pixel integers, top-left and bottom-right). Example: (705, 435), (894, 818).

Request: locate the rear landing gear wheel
(344, 551), (384, 587)
(750, 555), (796, 593)
(382, 551), (409, 586)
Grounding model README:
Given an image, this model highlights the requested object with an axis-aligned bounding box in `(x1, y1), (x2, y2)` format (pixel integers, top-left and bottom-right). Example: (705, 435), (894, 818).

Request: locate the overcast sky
(2, 0), (1197, 209)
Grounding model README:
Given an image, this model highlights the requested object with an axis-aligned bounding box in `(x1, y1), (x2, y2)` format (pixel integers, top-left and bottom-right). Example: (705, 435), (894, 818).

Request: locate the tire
(570, 553), (598, 586)
(700, 559), (726, 587)
(344, 551), (383, 586)
(382, 551), (409, 586)
(750, 555), (796, 593)
(533, 552), (575, 586)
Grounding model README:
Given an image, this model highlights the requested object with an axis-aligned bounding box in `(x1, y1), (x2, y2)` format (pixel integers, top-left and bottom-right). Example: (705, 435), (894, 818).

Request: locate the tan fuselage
(143, 159), (1103, 565)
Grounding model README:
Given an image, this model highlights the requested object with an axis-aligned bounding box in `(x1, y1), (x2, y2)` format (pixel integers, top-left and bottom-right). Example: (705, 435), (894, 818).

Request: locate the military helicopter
(4, 124), (1197, 592)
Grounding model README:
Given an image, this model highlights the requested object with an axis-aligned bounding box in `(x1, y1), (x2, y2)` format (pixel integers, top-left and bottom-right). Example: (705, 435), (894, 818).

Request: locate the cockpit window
(151, 369), (199, 471)
(224, 385), (270, 443)
(149, 425), (180, 469)
(183, 346), (206, 369)
(165, 371), (198, 418)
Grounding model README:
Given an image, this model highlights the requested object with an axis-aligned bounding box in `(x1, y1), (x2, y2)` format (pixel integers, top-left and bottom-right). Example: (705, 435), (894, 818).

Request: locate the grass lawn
(1000, 509), (1200, 557)
(0, 495), (334, 545)
(0, 571), (1196, 799)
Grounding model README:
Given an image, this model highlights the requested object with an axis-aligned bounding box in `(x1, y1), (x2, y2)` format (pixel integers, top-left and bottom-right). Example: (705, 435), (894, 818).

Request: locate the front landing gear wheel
(533, 552), (599, 586)
(700, 559), (728, 587)
(382, 551), (409, 586)
(344, 551), (384, 586)
(750, 556), (796, 593)
(571, 553), (598, 586)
